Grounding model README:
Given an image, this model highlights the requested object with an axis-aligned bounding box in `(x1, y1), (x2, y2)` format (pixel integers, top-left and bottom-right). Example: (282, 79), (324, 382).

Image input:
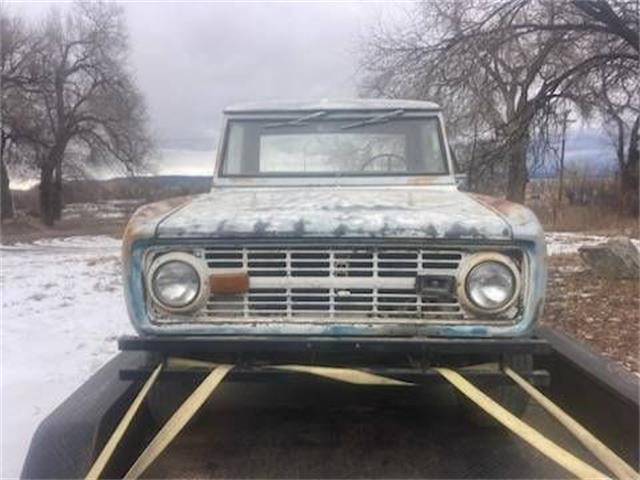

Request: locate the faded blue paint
(123, 239), (154, 335)
(156, 188), (513, 241)
(124, 237), (547, 339)
(121, 102), (548, 339)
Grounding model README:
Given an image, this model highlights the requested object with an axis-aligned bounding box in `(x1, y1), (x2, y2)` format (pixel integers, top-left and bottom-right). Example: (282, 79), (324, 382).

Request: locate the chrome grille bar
(197, 244), (466, 323)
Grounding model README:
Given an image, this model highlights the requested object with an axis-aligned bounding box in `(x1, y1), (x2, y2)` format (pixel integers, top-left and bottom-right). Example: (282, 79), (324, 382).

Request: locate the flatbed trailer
(21, 327), (639, 479)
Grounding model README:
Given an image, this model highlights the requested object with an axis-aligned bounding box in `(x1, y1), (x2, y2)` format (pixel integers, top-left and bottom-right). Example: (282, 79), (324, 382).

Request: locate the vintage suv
(123, 99), (546, 339)
(122, 100), (546, 414)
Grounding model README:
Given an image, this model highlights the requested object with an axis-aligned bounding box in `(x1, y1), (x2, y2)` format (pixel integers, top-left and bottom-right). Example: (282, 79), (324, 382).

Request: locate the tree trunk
(53, 161), (63, 221)
(468, 123), (478, 191)
(621, 115), (639, 216)
(39, 163), (56, 226)
(1, 156), (14, 221)
(613, 116), (626, 215)
(40, 135), (68, 226)
(0, 132), (14, 221)
(506, 135), (529, 203)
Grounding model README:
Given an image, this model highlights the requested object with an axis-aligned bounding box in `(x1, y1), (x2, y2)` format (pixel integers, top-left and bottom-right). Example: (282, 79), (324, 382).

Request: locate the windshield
(220, 116), (449, 176)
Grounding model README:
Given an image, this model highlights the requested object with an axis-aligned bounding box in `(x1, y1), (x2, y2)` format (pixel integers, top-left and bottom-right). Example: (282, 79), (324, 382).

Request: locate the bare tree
(0, 14), (43, 220)
(566, 45), (640, 215)
(515, 0), (638, 52)
(9, 2), (152, 225)
(361, 0), (638, 203)
(597, 81), (639, 215)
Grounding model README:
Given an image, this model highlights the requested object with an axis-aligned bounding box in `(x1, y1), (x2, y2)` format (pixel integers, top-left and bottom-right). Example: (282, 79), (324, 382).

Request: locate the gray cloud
(8, 1), (389, 178)
(124, 3), (380, 151)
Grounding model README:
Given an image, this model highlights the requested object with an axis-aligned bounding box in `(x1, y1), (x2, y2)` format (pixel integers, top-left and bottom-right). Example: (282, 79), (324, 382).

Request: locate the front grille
(204, 245), (462, 278)
(201, 287), (463, 322)
(193, 244), (468, 323)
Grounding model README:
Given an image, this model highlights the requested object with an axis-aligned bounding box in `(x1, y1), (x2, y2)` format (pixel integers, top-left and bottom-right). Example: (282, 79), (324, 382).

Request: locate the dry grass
(0, 209), (126, 244)
(527, 175), (639, 235)
(542, 254), (640, 373)
(531, 204), (639, 236)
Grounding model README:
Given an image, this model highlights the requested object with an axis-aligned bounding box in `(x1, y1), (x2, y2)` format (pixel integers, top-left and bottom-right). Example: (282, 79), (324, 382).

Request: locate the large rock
(579, 236), (640, 280)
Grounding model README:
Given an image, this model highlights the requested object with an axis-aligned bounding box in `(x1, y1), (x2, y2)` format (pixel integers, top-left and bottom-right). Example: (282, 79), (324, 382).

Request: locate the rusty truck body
(122, 99), (547, 339)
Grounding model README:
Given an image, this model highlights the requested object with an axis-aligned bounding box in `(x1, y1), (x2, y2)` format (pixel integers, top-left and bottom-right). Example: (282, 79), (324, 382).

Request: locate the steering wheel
(360, 153), (407, 172)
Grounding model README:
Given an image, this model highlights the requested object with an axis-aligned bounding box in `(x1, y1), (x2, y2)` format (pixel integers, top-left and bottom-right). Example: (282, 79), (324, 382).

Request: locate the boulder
(579, 236), (640, 280)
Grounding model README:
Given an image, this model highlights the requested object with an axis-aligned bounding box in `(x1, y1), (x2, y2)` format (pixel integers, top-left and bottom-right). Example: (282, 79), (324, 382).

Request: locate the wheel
(146, 378), (201, 425)
(457, 354), (532, 427)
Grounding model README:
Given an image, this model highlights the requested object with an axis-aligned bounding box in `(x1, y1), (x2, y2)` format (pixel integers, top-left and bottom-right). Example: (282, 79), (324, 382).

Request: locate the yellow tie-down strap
(86, 359), (638, 480)
(503, 367), (638, 480)
(124, 364), (233, 479)
(85, 363), (163, 480)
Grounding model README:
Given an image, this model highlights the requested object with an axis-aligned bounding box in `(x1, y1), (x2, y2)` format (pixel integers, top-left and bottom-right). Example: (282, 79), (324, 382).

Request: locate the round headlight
(151, 259), (201, 309)
(466, 261), (516, 310)
(457, 253), (521, 315)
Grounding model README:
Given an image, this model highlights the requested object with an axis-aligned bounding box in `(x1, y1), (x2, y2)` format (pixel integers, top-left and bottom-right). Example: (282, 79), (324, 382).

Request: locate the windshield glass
(220, 116), (448, 176)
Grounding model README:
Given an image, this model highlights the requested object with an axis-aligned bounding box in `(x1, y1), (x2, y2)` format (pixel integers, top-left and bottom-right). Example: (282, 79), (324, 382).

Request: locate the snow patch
(546, 232), (640, 256)
(1, 236), (132, 477)
(61, 199), (143, 221)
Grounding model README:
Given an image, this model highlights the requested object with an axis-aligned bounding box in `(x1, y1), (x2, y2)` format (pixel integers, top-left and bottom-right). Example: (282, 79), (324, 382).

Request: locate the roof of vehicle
(224, 98), (441, 114)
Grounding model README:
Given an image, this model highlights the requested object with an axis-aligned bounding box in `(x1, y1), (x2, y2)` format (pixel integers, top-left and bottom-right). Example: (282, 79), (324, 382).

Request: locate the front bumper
(118, 334), (551, 368)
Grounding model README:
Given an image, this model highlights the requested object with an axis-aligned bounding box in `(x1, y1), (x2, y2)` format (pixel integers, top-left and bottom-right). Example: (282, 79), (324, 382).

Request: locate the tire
(457, 354), (532, 427)
(146, 378), (201, 425)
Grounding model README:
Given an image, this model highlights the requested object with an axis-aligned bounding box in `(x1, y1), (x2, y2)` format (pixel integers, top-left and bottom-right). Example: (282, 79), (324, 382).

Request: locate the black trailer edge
(21, 329), (639, 478)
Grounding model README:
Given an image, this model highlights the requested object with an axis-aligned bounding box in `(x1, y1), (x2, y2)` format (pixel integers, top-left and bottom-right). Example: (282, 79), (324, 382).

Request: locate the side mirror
(455, 173), (468, 190)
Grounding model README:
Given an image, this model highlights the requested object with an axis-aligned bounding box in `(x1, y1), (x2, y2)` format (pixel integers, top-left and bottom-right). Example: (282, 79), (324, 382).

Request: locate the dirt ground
(543, 254), (639, 373)
(0, 206), (128, 244)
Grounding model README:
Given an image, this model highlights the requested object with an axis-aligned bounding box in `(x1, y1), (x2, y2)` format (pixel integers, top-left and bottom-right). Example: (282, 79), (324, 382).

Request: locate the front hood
(156, 187), (512, 240)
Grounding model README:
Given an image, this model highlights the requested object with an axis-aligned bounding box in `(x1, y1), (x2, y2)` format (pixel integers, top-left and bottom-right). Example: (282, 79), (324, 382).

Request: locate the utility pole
(557, 110), (570, 205)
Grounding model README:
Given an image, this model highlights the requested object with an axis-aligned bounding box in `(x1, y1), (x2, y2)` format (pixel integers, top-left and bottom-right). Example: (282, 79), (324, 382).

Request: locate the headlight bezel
(457, 252), (521, 316)
(146, 252), (209, 313)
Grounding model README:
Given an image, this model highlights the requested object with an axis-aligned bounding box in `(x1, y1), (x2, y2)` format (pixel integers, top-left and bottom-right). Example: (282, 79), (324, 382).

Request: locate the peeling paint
(156, 188), (514, 240)
(470, 193), (544, 245)
(293, 219), (305, 235)
(120, 101), (550, 340)
(122, 196), (191, 264)
(122, 189), (547, 339)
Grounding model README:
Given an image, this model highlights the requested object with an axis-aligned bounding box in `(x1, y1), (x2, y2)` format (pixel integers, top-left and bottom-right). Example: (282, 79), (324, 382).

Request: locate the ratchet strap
(435, 367), (609, 480)
(85, 360), (633, 480)
(272, 364), (412, 386)
(85, 363), (163, 480)
(504, 367), (638, 480)
(124, 364), (233, 479)
(271, 365), (618, 479)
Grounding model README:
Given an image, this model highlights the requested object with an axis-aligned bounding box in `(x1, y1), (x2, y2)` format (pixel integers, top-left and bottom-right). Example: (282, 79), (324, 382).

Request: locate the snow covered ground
(1, 236), (132, 478)
(546, 232), (640, 256)
(0, 231), (636, 477)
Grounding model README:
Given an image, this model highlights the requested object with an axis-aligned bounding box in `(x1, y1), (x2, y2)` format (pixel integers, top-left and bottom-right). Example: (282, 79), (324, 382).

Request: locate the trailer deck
(21, 327), (639, 479)
(141, 380), (604, 478)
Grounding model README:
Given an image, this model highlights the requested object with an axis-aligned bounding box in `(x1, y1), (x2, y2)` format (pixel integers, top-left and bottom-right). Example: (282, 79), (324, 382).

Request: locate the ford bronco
(121, 99), (547, 415)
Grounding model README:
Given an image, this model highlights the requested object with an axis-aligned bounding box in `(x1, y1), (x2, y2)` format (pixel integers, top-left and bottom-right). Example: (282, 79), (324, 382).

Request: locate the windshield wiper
(264, 111), (328, 128)
(340, 109), (405, 130)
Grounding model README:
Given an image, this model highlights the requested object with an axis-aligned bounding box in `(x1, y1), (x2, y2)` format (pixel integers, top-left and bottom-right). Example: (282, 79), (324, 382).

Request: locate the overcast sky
(8, 2), (615, 178)
(125, 3), (386, 151)
(11, 1), (396, 175)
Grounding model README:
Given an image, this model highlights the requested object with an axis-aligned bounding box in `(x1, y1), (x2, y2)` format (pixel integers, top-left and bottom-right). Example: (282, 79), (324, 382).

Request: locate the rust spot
(123, 195), (192, 245)
(209, 271), (250, 295)
(470, 193), (519, 215)
(471, 193), (533, 228)
(407, 176), (437, 185)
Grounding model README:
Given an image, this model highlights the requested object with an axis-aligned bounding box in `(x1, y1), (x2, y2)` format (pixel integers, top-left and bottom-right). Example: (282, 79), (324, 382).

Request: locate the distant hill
(12, 175), (213, 211)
